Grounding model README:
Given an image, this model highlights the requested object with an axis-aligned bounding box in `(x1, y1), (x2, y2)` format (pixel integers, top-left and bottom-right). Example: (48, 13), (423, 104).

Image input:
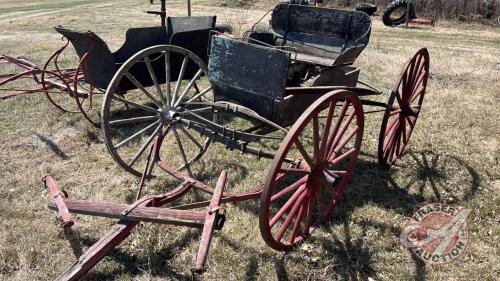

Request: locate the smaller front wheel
(259, 90), (364, 251)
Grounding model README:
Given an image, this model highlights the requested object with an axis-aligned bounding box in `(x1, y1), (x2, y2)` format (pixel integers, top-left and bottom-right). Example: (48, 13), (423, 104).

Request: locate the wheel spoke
(319, 101), (336, 158)
(395, 126), (402, 157)
(401, 117), (407, 145)
(165, 51), (171, 105)
(394, 90), (403, 106)
(303, 189), (314, 235)
(385, 118), (400, 137)
(410, 87), (425, 104)
(109, 115), (159, 126)
(412, 69), (426, 94)
(327, 110), (356, 160)
(312, 114), (321, 164)
(404, 119), (414, 144)
(405, 115), (416, 128)
(294, 139), (314, 168)
(275, 191), (307, 242)
(115, 120), (161, 149)
(173, 127), (193, 176)
(186, 86), (212, 104)
(332, 125), (359, 156)
(177, 125), (203, 150)
(278, 167), (310, 175)
(411, 55), (425, 90)
(127, 123), (163, 167)
(111, 94), (159, 114)
(124, 72), (161, 107)
(270, 185), (306, 227)
(185, 107), (212, 113)
(174, 69), (204, 107)
(325, 101), (349, 160)
(324, 169), (348, 178)
(384, 118), (400, 150)
(288, 199), (306, 244)
(329, 147), (357, 167)
(144, 56), (166, 107)
(390, 108), (402, 116)
(389, 130), (400, 162)
(383, 133), (396, 160)
(386, 127), (400, 162)
(271, 176), (308, 203)
(171, 56), (189, 106)
(406, 60), (418, 98)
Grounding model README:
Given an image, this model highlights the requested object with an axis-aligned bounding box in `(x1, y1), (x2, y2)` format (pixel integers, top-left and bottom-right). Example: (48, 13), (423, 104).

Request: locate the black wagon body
(56, 16), (216, 91)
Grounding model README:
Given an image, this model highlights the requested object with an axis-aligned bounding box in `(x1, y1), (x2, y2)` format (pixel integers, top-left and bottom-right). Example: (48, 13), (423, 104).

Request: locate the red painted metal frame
(0, 37), (102, 127)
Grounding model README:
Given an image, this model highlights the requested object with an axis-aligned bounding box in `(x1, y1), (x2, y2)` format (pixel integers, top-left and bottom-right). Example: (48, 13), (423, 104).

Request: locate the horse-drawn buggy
(40, 3), (430, 280)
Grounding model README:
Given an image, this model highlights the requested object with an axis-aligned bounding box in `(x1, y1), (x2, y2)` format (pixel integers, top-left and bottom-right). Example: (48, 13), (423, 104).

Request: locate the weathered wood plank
(48, 199), (206, 228)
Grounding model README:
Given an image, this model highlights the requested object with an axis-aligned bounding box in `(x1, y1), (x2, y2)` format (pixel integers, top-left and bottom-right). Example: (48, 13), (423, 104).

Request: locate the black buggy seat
(54, 16), (216, 91)
(248, 4), (372, 66)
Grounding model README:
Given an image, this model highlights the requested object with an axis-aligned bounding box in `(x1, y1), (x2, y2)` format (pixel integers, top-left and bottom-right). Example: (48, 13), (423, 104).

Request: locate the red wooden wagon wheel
(260, 90), (364, 251)
(40, 70), (81, 114)
(41, 40), (82, 114)
(378, 48), (430, 167)
(73, 60), (102, 128)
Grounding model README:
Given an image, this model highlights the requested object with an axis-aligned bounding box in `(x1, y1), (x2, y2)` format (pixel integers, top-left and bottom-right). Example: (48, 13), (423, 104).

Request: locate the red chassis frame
(0, 38), (102, 127)
(45, 129), (277, 280)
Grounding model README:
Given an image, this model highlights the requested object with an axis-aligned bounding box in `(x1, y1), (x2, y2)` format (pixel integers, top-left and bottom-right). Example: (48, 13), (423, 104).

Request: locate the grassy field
(0, 0), (499, 280)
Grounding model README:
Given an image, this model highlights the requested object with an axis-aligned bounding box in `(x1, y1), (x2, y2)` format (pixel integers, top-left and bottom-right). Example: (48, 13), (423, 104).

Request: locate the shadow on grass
(319, 150), (480, 280)
(73, 229), (200, 281)
(35, 133), (69, 160)
(318, 220), (376, 281)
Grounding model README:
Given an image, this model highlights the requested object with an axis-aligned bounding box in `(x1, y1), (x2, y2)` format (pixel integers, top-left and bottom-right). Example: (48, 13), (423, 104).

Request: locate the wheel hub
(310, 164), (336, 188)
(161, 109), (178, 123)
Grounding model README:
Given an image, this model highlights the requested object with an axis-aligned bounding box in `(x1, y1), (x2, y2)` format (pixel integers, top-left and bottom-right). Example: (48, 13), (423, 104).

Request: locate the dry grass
(0, 1), (499, 280)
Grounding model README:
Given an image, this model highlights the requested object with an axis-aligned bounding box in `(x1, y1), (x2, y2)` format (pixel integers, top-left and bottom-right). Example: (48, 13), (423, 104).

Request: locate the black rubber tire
(382, 0), (417, 26)
(356, 3), (377, 16)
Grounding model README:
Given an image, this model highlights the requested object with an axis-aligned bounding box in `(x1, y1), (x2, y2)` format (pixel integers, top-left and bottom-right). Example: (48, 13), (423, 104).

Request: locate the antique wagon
(45, 4), (430, 280)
